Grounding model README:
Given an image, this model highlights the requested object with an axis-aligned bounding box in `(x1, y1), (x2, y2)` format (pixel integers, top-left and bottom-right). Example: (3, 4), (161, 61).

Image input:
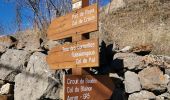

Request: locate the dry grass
(91, 1), (170, 55)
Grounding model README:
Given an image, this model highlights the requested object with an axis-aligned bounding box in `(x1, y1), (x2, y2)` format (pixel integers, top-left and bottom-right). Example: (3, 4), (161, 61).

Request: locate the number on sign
(82, 93), (90, 100)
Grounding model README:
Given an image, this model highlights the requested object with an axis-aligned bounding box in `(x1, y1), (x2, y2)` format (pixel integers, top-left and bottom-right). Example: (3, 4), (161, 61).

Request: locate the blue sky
(0, 0), (33, 35)
(0, 1), (16, 34)
(0, 0), (110, 35)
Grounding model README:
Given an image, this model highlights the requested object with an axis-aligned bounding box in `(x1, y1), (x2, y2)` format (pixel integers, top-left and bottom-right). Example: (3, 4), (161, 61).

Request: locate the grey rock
(156, 96), (164, 100)
(43, 40), (60, 50)
(156, 93), (170, 100)
(144, 0), (157, 4)
(128, 90), (156, 100)
(0, 83), (12, 95)
(164, 56), (170, 68)
(165, 68), (170, 76)
(126, 0), (144, 4)
(14, 52), (63, 100)
(0, 45), (6, 53)
(168, 82), (170, 93)
(0, 80), (4, 85)
(0, 49), (31, 82)
(16, 30), (41, 51)
(105, 0), (126, 14)
(138, 67), (169, 91)
(124, 71), (141, 93)
(143, 55), (170, 68)
(131, 44), (153, 54)
(109, 73), (124, 81)
(113, 53), (144, 70)
(0, 36), (16, 53)
(0, 80), (4, 88)
(119, 46), (133, 53)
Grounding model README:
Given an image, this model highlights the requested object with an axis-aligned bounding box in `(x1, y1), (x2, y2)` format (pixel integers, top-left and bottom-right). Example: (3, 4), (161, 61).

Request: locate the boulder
(164, 56), (170, 68)
(128, 90), (156, 100)
(142, 55), (170, 68)
(105, 0), (126, 14)
(156, 93), (170, 100)
(165, 68), (170, 76)
(0, 83), (13, 95)
(15, 30), (41, 51)
(42, 40), (60, 50)
(109, 73), (124, 81)
(126, 0), (145, 4)
(124, 71), (141, 93)
(138, 67), (169, 91)
(132, 44), (153, 55)
(0, 36), (16, 53)
(119, 46), (133, 53)
(168, 82), (170, 93)
(0, 80), (4, 88)
(0, 45), (6, 53)
(0, 49), (31, 82)
(113, 53), (144, 70)
(14, 52), (63, 100)
(144, 0), (158, 4)
(156, 96), (164, 100)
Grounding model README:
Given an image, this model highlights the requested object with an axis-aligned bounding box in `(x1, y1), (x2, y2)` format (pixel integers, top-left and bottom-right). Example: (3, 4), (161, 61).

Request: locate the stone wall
(110, 52), (170, 99)
(0, 33), (63, 100)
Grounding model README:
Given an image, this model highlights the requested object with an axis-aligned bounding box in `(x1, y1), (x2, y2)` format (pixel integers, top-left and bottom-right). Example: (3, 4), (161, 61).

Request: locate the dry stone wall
(0, 33), (63, 100)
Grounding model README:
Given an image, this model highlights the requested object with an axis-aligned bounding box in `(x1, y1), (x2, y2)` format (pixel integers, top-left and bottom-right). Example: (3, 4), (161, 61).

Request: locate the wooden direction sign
(46, 38), (99, 69)
(47, 3), (98, 40)
(64, 75), (114, 100)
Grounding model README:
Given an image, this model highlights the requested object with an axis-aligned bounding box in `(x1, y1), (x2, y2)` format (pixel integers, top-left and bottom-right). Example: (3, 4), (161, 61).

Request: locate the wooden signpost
(47, 3), (98, 40)
(0, 95), (7, 100)
(46, 1), (115, 100)
(72, 0), (89, 11)
(64, 75), (114, 100)
(47, 38), (99, 69)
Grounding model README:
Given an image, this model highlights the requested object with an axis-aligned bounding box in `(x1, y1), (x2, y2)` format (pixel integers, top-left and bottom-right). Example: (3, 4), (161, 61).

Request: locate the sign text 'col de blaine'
(47, 4), (98, 40)
(64, 75), (114, 100)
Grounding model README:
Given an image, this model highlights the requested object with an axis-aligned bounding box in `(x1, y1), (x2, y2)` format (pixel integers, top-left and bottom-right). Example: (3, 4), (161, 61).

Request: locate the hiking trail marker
(47, 38), (99, 69)
(64, 75), (114, 100)
(47, 3), (98, 40)
(47, 3), (99, 74)
(46, 1), (115, 100)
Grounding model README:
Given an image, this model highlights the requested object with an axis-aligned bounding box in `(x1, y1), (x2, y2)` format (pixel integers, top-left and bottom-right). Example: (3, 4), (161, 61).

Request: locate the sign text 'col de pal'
(47, 38), (99, 69)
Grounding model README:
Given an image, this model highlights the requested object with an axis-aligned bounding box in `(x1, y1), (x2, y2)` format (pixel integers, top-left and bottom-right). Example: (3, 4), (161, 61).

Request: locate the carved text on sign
(46, 38), (99, 69)
(64, 75), (114, 100)
(47, 4), (98, 40)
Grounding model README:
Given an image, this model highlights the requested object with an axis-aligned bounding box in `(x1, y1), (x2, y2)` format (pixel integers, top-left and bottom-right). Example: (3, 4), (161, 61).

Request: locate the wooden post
(71, 0), (90, 75)
(72, 0), (89, 11)
(72, 33), (90, 75)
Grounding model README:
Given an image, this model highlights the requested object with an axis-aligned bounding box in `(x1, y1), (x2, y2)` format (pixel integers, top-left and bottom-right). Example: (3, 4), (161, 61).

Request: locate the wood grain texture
(64, 75), (115, 100)
(47, 4), (98, 40)
(46, 38), (99, 70)
(0, 95), (8, 100)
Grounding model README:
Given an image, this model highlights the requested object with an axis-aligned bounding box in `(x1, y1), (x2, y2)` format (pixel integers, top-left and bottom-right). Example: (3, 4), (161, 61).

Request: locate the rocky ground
(0, 0), (170, 100)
